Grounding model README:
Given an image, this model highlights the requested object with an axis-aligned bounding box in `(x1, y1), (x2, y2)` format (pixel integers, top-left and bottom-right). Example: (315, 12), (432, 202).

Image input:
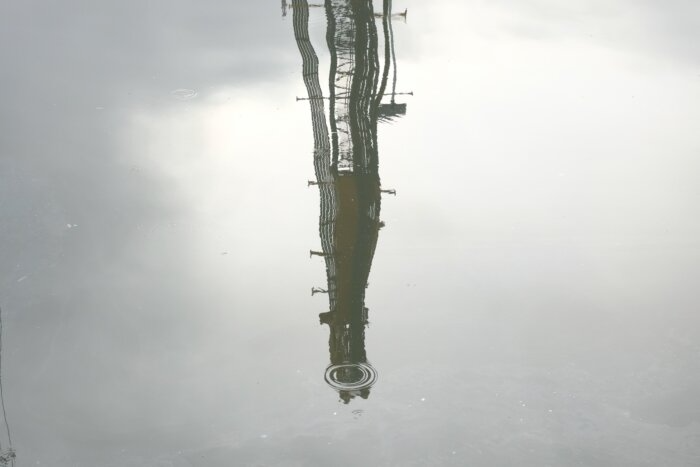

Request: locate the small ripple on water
(170, 88), (198, 100)
(324, 362), (378, 392)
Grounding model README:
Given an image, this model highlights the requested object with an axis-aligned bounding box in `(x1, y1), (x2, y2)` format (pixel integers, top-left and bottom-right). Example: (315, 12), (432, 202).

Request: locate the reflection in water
(292, 0), (408, 403)
(0, 307), (15, 466)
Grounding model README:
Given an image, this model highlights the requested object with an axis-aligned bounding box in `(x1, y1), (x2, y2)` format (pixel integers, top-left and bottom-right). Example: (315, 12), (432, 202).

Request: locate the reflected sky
(1, 0), (699, 466)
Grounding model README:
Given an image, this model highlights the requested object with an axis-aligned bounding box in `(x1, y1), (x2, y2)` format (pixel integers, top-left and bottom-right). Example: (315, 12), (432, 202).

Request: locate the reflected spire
(293, 0), (409, 403)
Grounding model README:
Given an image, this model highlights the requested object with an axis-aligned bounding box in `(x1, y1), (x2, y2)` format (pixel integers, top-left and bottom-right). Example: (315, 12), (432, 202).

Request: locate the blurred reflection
(292, 0), (408, 403)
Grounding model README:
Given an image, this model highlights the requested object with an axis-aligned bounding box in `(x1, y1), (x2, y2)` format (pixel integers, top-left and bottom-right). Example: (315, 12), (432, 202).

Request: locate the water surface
(1, 0), (699, 465)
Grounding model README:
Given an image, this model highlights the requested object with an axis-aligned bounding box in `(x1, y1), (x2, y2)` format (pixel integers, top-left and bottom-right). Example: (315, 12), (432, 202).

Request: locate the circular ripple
(170, 88), (198, 100)
(324, 362), (378, 392)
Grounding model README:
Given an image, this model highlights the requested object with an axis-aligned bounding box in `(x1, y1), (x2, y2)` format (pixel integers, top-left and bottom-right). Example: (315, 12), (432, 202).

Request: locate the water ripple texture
(324, 362), (378, 392)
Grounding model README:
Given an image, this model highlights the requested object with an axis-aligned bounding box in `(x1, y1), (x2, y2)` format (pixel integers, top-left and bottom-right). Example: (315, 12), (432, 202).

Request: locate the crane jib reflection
(291, 0), (409, 403)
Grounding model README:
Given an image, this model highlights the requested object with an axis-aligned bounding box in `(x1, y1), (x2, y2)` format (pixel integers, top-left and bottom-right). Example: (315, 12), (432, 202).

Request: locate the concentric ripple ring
(324, 362), (378, 391)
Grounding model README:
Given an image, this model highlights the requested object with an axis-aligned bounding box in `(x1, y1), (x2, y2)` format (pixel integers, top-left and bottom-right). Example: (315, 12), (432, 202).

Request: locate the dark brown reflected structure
(292, 0), (408, 403)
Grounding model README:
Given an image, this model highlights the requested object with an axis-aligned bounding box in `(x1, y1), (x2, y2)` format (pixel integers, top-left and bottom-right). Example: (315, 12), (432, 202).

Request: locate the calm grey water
(1, 1), (700, 466)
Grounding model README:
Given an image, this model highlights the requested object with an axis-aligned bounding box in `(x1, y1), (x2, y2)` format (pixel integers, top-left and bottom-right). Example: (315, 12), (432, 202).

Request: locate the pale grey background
(1, 0), (699, 465)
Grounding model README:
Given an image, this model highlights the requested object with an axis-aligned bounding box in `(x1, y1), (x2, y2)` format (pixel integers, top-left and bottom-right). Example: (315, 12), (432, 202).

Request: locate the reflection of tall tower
(293, 0), (407, 403)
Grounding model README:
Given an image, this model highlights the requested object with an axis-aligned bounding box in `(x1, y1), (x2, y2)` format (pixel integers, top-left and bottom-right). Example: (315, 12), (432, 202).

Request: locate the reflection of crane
(284, 1), (408, 17)
(293, 0), (409, 403)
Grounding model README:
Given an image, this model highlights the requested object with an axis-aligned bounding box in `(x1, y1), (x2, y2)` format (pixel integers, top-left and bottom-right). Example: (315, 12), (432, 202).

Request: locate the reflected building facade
(291, 0), (408, 403)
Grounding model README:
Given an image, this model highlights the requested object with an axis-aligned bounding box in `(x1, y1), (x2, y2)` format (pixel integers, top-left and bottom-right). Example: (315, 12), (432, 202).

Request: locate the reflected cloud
(0, 2), (309, 464)
(292, 0), (410, 403)
(0, 0), (301, 292)
(484, 0), (700, 65)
